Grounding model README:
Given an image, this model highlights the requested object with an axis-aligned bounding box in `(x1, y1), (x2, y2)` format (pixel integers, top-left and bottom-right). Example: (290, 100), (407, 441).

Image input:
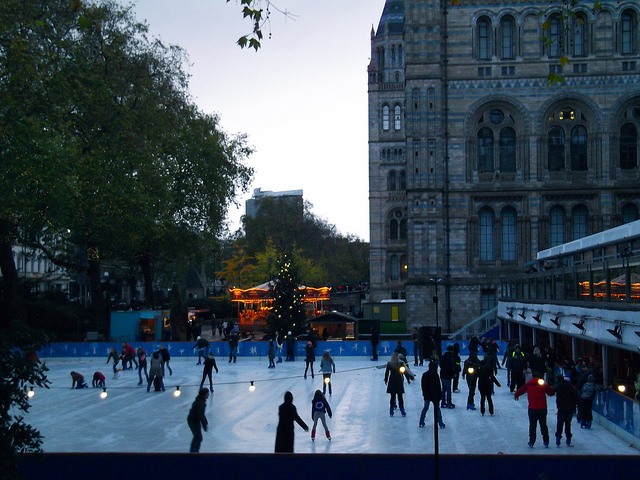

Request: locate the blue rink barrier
(36, 340), (508, 359)
(18, 452), (640, 480)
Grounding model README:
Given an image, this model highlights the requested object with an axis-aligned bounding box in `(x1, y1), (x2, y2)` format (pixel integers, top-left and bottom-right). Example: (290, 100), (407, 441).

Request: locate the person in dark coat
(384, 352), (412, 417)
(439, 345), (455, 408)
(553, 374), (579, 446)
(468, 336), (480, 356)
(477, 359), (501, 415)
(412, 327), (423, 366)
(394, 340), (408, 358)
(285, 331), (295, 362)
(419, 360), (445, 428)
(275, 391), (308, 452)
(462, 353), (481, 410)
(200, 352), (219, 393)
(92, 371), (106, 388)
(192, 336), (210, 365)
(187, 388), (210, 452)
(502, 342), (516, 388)
(158, 344), (172, 376)
(229, 331), (239, 363)
(106, 347), (121, 378)
(304, 341), (315, 379)
(137, 347), (148, 386)
(510, 345), (527, 393)
(452, 342), (462, 392)
(370, 326), (379, 361)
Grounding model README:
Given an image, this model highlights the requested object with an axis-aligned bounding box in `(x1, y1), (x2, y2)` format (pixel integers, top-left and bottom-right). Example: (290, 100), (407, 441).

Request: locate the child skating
(311, 389), (332, 441)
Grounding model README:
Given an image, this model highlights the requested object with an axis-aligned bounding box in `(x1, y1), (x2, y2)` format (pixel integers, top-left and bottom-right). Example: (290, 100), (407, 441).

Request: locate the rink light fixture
(249, 381), (255, 392)
(27, 386), (35, 398)
(399, 366), (406, 373)
(100, 388), (108, 399)
(537, 379), (545, 386)
(618, 385), (627, 393)
(467, 367), (475, 374)
(550, 316), (561, 327)
(518, 311), (526, 320)
(532, 313), (542, 323)
(174, 386), (181, 397)
(324, 377), (330, 384)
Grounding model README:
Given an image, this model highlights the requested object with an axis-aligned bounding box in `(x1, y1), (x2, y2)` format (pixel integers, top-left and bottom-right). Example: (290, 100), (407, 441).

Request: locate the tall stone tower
(369, 0), (640, 333)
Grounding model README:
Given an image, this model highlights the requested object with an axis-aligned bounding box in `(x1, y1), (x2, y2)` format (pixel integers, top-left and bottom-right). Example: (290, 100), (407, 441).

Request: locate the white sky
(132, 0), (388, 242)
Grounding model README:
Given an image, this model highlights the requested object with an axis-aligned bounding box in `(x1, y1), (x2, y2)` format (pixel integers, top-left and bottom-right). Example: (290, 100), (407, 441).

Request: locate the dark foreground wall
(18, 453), (640, 480)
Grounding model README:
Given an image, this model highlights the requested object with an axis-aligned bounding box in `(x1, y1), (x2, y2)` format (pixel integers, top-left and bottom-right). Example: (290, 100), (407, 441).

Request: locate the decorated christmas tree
(267, 255), (306, 337)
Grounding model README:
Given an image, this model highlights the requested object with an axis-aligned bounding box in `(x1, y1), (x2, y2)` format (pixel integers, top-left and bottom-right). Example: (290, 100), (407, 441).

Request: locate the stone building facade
(368, 0), (640, 333)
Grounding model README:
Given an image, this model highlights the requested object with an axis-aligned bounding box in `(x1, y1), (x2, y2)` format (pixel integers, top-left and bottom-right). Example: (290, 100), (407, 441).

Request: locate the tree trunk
(137, 250), (154, 308)
(87, 256), (109, 337)
(0, 220), (26, 327)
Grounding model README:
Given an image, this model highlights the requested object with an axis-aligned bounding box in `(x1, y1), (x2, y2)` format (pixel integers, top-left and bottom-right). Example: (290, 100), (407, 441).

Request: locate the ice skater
(275, 391), (308, 453)
(553, 374), (579, 446)
(319, 351), (336, 395)
(147, 351), (164, 392)
(384, 352), (412, 417)
(187, 388), (210, 452)
(419, 359), (445, 428)
(285, 331), (295, 362)
(310, 390), (332, 441)
(121, 342), (138, 370)
(106, 347), (121, 378)
(70, 371), (88, 389)
(304, 341), (315, 379)
(193, 336), (210, 365)
(229, 331), (239, 363)
(514, 372), (555, 447)
(159, 344), (172, 376)
(200, 352), (219, 393)
(578, 374), (597, 429)
(477, 358), (501, 415)
(462, 353), (480, 410)
(268, 340), (276, 368)
(137, 347), (149, 386)
(92, 371), (105, 388)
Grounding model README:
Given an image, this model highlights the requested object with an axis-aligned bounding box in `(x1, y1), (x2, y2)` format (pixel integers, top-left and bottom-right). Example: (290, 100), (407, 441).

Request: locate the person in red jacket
(514, 372), (555, 448)
(121, 342), (138, 370)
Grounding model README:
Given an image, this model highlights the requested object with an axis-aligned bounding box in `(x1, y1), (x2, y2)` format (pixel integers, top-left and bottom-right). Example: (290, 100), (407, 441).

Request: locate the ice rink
(25, 355), (639, 455)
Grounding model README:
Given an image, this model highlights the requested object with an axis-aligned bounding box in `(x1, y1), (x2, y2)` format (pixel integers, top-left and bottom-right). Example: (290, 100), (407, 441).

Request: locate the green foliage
(0, 322), (51, 480)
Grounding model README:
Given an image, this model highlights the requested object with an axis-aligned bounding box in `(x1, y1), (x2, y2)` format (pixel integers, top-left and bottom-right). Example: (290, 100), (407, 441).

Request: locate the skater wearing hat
(304, 341), (315, 379)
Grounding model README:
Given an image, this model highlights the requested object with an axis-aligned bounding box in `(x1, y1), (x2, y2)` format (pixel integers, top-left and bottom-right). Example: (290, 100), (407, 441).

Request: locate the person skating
(553, 374), (579, 446)
(452, 342), (462, 393)
(275, 391), (308, 453)
(462, 353), (481, 410)
(384, 352), (412, 417)
(285, 331), (295, 362)
(137, 347), (148, 386)
(394, 340), (408, 358)
(268, 340), (276, 368)
(310, 390), (332, 441)
(320, 351), (336, 395)
(304, 341), (315, 379)
(439, 345), (456, 408)
(92, 371), (105, 388)
(412, 327), (422, 366)
(147, 351), (164, 392)
(187, 388), (210, 452)
(192, 336), (210, 365)
(578, 374), (597, 429)
(229, 329), (239, 363)
(200, 352), (219, 393)
(121, 342), (138, 370)
(419, 359), (445, 428)
(70, 371), (88, 389)
(106, 347), (121, 378)
(514, 372), (555, 447)
(510, 345), (527, 393)
(370, 325), (379, 361)
(159, 344), (172, 376)
(477, 358), (501, 415)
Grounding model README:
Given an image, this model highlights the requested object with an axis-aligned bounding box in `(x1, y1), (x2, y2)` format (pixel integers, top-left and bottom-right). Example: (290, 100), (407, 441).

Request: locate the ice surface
(25, 356), (639, 455)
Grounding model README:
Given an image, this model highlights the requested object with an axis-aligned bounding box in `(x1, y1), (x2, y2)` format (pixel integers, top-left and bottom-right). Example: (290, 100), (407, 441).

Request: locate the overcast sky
(132, 0), (388, 242)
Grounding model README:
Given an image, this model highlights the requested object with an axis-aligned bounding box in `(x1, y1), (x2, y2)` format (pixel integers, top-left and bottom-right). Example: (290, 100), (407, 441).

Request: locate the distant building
(369, 0), (640, 333)
(245, 188), (303, 219)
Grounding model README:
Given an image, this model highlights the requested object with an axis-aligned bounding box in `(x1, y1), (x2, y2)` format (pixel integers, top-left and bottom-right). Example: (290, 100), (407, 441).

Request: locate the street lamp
(430, 277), (442, 327)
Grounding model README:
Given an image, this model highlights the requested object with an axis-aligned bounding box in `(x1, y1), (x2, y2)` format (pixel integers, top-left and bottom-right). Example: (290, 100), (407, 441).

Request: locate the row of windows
(376, 44), (404, 70)
(476, 9), (638, 60)
(381, 148), (404, 162)
(382, 104), (402, 131)
(477, 204), (640, 263)
(387, 170), (406, 191)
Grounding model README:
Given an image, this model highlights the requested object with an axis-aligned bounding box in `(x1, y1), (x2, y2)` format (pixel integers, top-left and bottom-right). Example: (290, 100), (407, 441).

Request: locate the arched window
(620, 123), (637, 169)
(570, 125), (587, 171)
(477, 127), (494, 172)
(394, 105), (402, 130)
(479, 207), (495, 261)
(550, 206), (566, 247)
(572, 205), (589, 240)
(477, 18), (492, 60)
(572, 15), (586, 56)
(390, 255), (399, 280)
(499, 127), (517, 172)
(622, 204), (639, 224)
(388, 170), (397, 190)
(549, 16), (562, 57)
(622, 11), (635, 55)
(390, 219), (398, 240)
(382, 105), (390, 131)
(399, 170), (406, 190)
(501, 17), (515, 59)
(548, 126), (565, 171)
(501, 207), (517, 262)
(400, 219), (407, 240)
